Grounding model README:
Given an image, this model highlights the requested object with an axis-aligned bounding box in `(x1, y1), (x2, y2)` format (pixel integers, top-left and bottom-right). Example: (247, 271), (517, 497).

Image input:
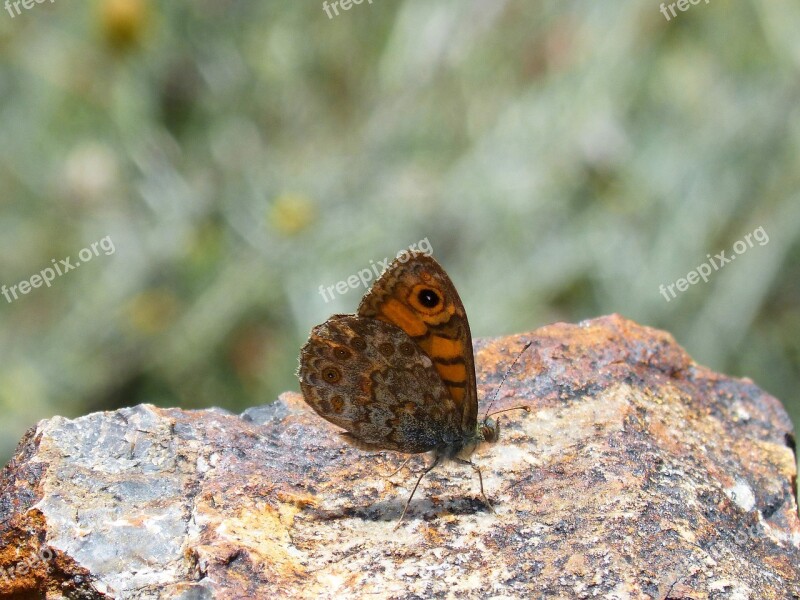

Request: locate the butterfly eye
(321, 367), (341, 383)
(417, 288), (440, 308)
(481, 421), (499, 442)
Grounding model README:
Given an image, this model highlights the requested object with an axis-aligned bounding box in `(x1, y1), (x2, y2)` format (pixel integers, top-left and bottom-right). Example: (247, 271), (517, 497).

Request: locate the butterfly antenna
(487, 406), (531, 418)
(482, 340), (532, 422)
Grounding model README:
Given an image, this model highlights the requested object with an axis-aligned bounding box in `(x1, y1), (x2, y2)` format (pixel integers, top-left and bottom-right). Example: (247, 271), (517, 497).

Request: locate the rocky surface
(0, 315), (798, 599)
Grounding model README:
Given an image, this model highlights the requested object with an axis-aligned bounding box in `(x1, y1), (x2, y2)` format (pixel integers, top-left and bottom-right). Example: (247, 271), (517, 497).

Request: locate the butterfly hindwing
(357, 253), (478, 432)
(298, 314), (462, 453)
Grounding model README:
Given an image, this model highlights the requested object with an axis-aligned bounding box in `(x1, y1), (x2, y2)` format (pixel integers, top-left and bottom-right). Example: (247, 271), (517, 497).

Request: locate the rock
(0, 315), (798, 599)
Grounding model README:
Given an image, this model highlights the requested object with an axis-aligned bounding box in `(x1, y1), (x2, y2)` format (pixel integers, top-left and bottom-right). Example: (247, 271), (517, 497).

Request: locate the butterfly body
(298, 252), (499, 519)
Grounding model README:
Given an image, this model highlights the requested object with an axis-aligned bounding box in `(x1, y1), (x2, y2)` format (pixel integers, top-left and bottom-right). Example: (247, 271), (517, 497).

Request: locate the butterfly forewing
(357, 253), (479, 432)
(298, 314), (462, 453)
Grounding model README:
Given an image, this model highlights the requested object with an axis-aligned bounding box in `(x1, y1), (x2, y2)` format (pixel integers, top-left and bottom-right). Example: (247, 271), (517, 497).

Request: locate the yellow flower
(126, 289), (179, 336)
(98, 0), (150, 52)
(269, 194), (316, 235)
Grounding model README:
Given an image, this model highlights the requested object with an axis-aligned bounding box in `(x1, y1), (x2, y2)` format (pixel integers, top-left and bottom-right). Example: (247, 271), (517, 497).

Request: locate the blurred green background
(1, 0), (798, 469)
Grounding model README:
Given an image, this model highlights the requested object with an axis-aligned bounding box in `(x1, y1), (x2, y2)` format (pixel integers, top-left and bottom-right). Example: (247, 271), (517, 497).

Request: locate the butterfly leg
(455, 458), (496, 514)
(393, 455), (441, 529)
(377, 455), (413, 479)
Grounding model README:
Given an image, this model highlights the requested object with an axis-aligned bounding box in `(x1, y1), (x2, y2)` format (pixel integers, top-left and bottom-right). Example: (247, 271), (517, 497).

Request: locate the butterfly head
(479, 416), (499, 443)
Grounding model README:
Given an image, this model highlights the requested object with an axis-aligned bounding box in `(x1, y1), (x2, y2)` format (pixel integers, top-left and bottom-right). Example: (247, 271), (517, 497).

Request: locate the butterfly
(297, 251), (528, 524)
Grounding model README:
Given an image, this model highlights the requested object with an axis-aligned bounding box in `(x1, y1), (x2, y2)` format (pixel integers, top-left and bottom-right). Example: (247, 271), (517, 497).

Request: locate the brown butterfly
(297, 251), (527, 523)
